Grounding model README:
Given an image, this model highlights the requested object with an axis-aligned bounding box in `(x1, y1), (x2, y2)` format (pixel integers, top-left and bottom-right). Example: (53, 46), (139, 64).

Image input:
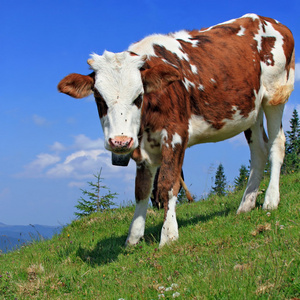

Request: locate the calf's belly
(187, 112), (257, 146)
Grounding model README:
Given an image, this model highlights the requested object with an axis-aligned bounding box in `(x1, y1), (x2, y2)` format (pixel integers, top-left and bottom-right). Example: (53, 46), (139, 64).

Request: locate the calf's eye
(133, 94), (143, 108)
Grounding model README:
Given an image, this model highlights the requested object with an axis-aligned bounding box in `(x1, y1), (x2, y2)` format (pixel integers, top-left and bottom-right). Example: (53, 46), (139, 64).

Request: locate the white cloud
(32, 114), (48, 126)
(64, 150), (104, 164)
(50, 141), (66, 152)
(295, 63), (300, 81)
(17, 134), (136, 183)
(16, 153), (61, 178)
(28, 153), (61, 170)
(73, 134), (104, 150)
(46, 149), (111, 179)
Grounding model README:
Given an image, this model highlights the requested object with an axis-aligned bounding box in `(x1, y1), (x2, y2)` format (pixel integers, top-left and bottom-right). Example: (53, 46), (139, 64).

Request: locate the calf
(58, 14), (295, 248)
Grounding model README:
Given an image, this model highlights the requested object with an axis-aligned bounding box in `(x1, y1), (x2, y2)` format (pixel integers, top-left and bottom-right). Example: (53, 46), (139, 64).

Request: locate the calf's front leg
(156, 141), (185, 248)
(125, 163), (157, 246)
(159, 189), (179, 248)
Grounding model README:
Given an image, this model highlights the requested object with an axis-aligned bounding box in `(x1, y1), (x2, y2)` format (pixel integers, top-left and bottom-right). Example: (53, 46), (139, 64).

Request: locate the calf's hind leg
(237, 109), (269, 214)
(263, 104), (285, 210)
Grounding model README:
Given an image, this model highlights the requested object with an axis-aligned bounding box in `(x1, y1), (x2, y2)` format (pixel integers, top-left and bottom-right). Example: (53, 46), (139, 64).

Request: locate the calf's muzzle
(109, 136), (134, 153)
(109, 136), (134, 167)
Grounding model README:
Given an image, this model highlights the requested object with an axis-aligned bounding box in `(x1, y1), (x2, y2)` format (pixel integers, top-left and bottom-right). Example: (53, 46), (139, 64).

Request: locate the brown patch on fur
(142, 64), (181, 93)
(58, 72), (95, 98)
(128, 51), (138, 56)
(158, 130), (188, 220)
(143, 18), (263, 131)
(259, 37), (276, 66)
(151, 169), (193, 209)
(94, 90), (108, 117)
(135, 163), (154, 201)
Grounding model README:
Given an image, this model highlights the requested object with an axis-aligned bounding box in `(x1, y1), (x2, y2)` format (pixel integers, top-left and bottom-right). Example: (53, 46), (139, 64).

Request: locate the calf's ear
(57, 72), (95, 99)
(142, 64), (180, 94)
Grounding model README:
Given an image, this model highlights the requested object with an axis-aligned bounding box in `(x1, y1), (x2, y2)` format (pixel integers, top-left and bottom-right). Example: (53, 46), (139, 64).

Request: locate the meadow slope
(0, 172), (299, 299)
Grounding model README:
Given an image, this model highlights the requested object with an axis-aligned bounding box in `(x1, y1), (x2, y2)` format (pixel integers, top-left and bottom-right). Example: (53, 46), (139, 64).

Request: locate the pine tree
(234, 165), (249, 191)
(74, 168), (117, 218)
(286, 109), (300, 154)
(282, 109), (300, 174)
(212, 163), (227, 196)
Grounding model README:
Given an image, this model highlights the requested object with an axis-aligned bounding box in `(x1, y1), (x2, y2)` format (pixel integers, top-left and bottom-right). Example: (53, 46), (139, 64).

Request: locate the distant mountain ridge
(0, 223), (63, 253)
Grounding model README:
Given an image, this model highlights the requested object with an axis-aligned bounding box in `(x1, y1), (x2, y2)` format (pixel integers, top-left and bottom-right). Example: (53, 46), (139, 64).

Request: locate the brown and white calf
(58, 14), (295, 248)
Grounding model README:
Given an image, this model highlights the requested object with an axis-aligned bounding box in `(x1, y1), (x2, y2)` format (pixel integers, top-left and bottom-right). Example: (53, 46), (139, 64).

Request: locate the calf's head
(58, 51), (180, 165)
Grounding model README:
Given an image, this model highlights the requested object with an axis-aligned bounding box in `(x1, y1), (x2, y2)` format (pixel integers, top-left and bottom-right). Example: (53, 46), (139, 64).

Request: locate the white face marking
(210, 78), (216, 84)
(89, 51), (145, 151)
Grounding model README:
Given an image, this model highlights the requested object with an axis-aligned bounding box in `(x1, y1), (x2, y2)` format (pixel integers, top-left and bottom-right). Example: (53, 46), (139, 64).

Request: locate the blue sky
(1, 0), (299, 226)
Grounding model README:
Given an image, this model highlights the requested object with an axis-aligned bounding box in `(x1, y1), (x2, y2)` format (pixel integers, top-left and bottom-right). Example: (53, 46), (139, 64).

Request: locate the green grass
(1, 172), (299, 299)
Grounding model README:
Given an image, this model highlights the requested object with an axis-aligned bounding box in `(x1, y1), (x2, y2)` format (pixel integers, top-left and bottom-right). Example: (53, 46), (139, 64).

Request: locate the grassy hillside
(1, 172), (299, 299)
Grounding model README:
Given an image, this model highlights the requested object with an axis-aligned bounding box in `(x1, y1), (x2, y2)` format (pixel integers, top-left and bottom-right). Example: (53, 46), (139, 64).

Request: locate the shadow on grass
(144, 206), (232, 245)
(77, 204), (233, 266)
(76, 234), (126, 266)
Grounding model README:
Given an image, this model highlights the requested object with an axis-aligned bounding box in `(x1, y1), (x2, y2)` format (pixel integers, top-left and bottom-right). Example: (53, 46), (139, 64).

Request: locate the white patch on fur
(255, 21), (294, 102)
(129, 34), (189, 61)
(190, 64), (198, 74)
(237, 26), (246, 36)
(159, 191), (178, 248)
(161, 129), (169, 146)
(241, 13), (260, 21)
(162, 59), (178, 69)
(139, 130), (162, 165)
(183, 78), (195, 90)
(171, 133), (182, 149)
(198, 84), (205, 91)
(172, 30), (198, 47)
(187, 85), (264, 147)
